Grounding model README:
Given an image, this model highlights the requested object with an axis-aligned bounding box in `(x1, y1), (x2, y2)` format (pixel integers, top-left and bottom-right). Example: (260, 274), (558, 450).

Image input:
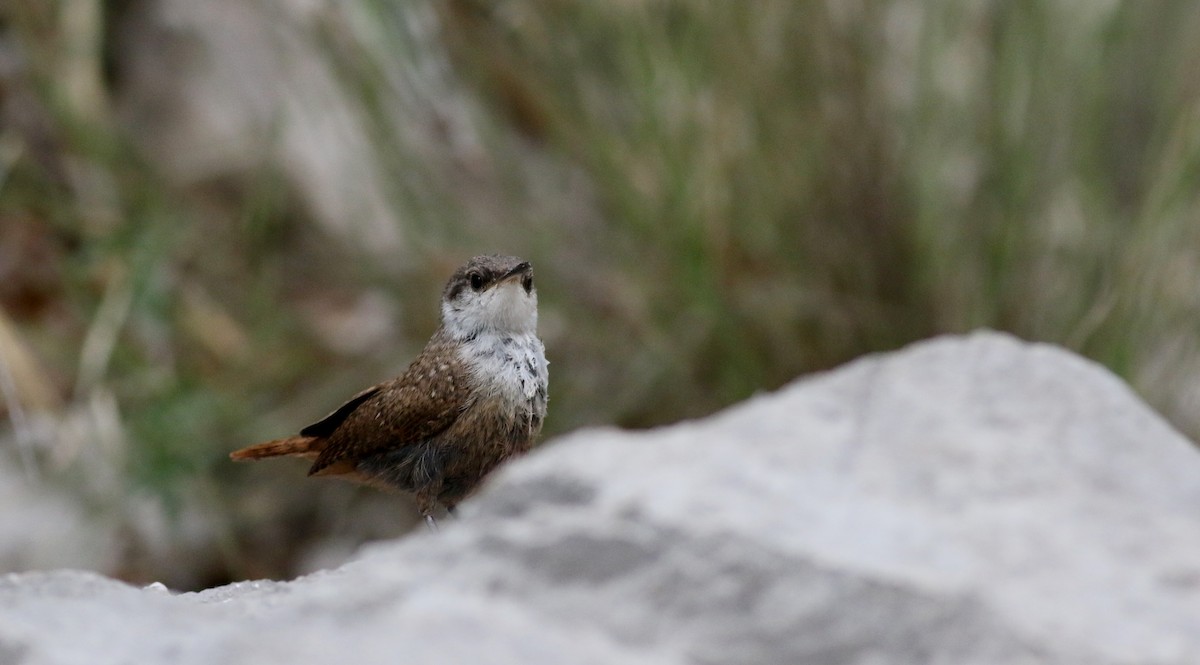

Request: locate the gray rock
(0, 459), (120, 576)
(2, 331), (1198, 664)
(112, 0), (415, 256)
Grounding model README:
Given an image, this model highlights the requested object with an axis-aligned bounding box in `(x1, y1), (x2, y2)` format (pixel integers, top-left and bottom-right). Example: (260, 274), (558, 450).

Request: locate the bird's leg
(416, 487), (440, 532)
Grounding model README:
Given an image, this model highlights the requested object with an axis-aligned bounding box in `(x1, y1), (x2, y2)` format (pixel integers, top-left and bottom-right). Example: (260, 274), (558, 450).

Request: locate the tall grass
(437, 0), (1200, 429)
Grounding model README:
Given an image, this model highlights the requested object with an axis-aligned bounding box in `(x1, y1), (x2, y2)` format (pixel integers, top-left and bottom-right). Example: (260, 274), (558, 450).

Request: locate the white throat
(442, 280), (538, 341)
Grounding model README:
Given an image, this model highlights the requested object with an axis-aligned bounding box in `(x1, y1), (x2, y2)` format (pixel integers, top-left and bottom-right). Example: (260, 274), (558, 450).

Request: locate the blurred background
(2, 0), (1200, 589)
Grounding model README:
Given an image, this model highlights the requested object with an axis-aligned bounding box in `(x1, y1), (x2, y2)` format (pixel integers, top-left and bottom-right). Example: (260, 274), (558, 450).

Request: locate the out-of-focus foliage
(2, 0), (1200, 587)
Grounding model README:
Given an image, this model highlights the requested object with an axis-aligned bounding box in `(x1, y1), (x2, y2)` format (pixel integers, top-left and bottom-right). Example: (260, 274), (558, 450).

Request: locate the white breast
(458, 331), (548, 419)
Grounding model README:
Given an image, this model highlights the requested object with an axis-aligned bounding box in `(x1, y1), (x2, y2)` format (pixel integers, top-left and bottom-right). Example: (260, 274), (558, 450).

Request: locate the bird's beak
(500, 261), (532, 282)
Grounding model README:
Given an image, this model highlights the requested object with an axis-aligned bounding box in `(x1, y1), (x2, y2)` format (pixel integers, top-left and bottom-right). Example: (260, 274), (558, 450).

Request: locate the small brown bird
(231, 255), (548, 529)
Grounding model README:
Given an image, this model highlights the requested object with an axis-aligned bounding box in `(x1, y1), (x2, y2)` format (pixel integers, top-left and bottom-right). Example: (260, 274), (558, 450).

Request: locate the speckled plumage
(231, 255), (547, 524)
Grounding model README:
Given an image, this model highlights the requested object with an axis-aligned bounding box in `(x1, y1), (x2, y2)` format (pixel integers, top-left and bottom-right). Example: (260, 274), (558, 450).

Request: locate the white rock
(1, 331), (1198, 664)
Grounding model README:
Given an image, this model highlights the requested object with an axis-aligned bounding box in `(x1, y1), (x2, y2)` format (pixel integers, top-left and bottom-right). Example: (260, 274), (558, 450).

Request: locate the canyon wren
(230, 255), (548, 529)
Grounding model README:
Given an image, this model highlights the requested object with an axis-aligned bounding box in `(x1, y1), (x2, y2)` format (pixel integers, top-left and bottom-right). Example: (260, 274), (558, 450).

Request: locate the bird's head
(441, 255), (538, 339)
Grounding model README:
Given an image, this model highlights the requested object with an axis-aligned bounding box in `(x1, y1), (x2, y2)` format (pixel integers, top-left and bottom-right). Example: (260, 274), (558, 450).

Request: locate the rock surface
(2, 331), (1199, 664)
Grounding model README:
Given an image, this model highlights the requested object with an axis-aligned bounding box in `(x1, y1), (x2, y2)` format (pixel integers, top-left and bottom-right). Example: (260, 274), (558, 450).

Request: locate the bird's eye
(469, 273), (485, 291)
(522, 274), (533, 293)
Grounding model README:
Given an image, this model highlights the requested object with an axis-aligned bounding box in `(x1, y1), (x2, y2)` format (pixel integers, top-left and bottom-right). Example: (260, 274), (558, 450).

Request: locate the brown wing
(307, 332), (466, 476)
(300, 385), (382, 438)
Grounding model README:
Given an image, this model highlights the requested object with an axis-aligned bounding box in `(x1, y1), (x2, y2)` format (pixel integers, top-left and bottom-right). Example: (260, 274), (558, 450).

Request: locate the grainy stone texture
(2, 331), (1199, 665)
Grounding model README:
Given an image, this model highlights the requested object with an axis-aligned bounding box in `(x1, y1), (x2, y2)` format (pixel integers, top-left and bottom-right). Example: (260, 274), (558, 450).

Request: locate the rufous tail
(229, 436), (321, 461)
